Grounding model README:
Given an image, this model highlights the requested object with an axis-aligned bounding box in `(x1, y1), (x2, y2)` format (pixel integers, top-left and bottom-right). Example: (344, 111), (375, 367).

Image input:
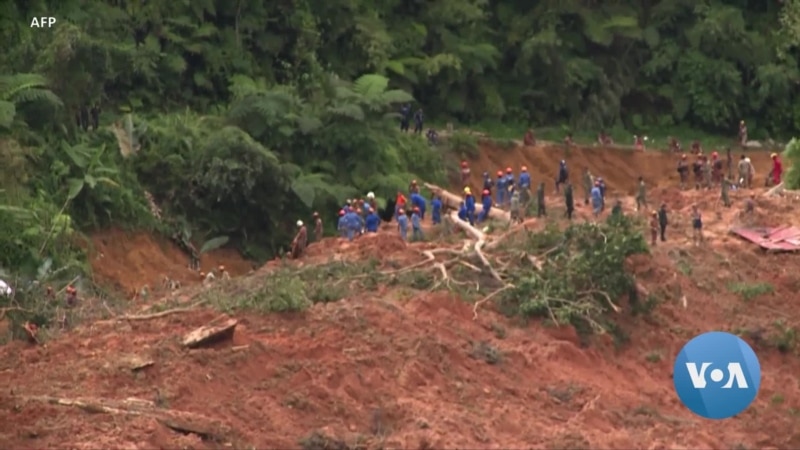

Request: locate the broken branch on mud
(19, 395), (241, 443)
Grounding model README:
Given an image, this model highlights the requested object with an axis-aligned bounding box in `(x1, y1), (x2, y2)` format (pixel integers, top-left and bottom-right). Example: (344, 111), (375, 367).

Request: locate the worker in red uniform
(770, 152), (783, 186)
(395, 191), (407, 219)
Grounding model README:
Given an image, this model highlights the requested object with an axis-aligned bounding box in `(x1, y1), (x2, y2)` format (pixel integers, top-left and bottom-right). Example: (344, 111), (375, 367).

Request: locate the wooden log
(182, 318), (238, 349)
(423, 183), (511, 222)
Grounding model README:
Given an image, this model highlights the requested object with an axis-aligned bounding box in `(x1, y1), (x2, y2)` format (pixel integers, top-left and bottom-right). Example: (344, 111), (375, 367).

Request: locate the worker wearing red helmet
(477, 188), (493, 222)
(337, 209), (347, 237)
(495, 170), (507, 207)
(460, 160), (470, 185)
(504, 167), (515, 194)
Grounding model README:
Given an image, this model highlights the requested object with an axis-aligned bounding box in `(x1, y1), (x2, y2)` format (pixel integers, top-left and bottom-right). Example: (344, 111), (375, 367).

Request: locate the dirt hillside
(1, 142), (800, 449)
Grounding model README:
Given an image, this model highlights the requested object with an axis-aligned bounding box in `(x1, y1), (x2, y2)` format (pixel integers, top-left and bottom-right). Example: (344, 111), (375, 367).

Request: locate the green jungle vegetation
(2, 0), (800, 315)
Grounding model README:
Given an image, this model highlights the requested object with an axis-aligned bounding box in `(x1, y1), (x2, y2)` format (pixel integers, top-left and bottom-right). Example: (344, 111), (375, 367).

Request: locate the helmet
(483, 171), (488, 177)
(740, 120), (745, 124)
(199, 272), (205, 278)
(712, 151), (718, 158)
(464, 187), (471, 194)
(218, 265), (225, 271)
(496, 170), (503, 176)
(413, 206), (419, 212)
(461, 161), (468, 167)
(482, 189), (490, 195)
(411, 180), (417, 185)
(339, 210), (345, 216)
(313, 211), (319, 217)
(651, 211), (657, 216)
(771, 153), (777, 158)
(367, 192), (375, 199)
(506, 167), (512, 173)
(521, 166), (527, 171)
(398, 208), (405, 214)
(681, 154), (687, 159)
(296, 220), (303, 227)
(369, 208), (374, 213)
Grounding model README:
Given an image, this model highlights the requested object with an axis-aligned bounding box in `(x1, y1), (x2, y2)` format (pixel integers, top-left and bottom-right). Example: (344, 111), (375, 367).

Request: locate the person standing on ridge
(564, 133), (574, 146)
(410, 191), (426, 219)
(510, 190), (521, 223)
(395, 191), (407, 219)
(482, 171), (494, 193)
(677, 154), (689, 190)
(582, 167), (594, 204)
(409, 179), (420, 194)
(495, 170), (507, 207)
(400, 103), (411, 132)
(770, 152), (783, 186)
(702, 155), (712, 189)
(478, 189), (492, 222)
(291, 220), (308, 258)
(505, 167), (515, 192)
(635, 176), (647, 212)
(692, 155), (703, 190)
(460, 160), (471, 186)
(411, 207), (423, 240)
(657, 203), (668, 242)
(536, 182), (546, 217)
(564, 182), (574, 220)
(519, 166), (531, 190)
(691, 204), (703, 246)
(590, 181), (603, 218)
(337, 209), (346, 237)
(413, 108), (424, 135)
(524, 128), (536, 146)
(431, 195), (442, 224)
(649, 211), (659, 246)
(739, 120), (748, 147)
(397, 208), (409, 241)
(313, 212), (323, 242)
(555, 160), (568, 193)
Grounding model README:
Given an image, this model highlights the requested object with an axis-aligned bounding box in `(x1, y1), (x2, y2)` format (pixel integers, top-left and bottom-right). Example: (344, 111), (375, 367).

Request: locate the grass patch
(727, 282), (774, 302)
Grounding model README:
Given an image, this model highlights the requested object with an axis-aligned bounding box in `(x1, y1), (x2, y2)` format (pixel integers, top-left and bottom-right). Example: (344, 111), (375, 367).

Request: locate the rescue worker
(597, 177), (607, 209)
(409, 179), (420, 194)
(590, 181), (603, 217)
(691, 204), (703, 245)
(564, 133), (574, 146)
(770, 153), (783, 186)
(464, 187), (476, 225)
(510, 190), (521, 223)
(691, 140), (702, 155)
(582, 167), (594, 204)
(410, 191), (426, 219)
(519, 166), (531, 190)
(611, 198), (623, 217)
(201, 271), (215, 287)
(337, 209), (346, 237)
(400, 103), (411, 131)
(658, 203), (668, 242)
(555, 160), (568, 193)
(431, 195), (443, 224)
(457, 201), (468, 222)
(366, 191), (377, 211)
(360, 198), (370, 217)
(505, 167), (515, 192)
(739, 120), (747, 146)
(413, 108), (424, 134)
(634, 135), (645, 151)
(649, 211), (659, 246)
(519, 180), (531, 214)
(395, 191), (407, 219)
(677, 154), (690, 190)
(460, 161), (471, 185)
(365, 208), (380, 233)
(737, 155), (750, 188)
(524, 128), (536, 146)
(721, 175), (732, 207)
(343, 209), (361, 241)
(536, 182), (546, 217)
(564, 182), (574, 220)
(669, 137), (681, 153)
(313, 212), (323, 242)
(711, 151), (723, 185)
(692, 155), (703, 189)
(635, 176), (647, 211)
(478, 189), (492, 222)
(291, 220), (308, 258)
(218, 265), (231, 280)
(495, 170), (506, 207)
(702, 156), (712, 189)
(411, 207), (423, 240)
(482, 171), (494, 192)
(397, 208), (409, 241)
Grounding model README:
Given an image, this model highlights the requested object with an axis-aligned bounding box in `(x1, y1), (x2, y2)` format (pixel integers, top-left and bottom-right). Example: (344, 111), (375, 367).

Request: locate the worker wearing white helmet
(291, 220), (308, 258)
(367, 192), (375, 199)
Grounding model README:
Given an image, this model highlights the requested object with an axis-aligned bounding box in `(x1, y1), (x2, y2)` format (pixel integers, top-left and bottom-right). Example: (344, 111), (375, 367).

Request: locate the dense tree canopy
(1, 0), (800, 281)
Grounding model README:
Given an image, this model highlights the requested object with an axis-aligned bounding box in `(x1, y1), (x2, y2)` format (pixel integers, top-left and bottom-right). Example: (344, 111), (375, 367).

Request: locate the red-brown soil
(2, 142), (800, 449)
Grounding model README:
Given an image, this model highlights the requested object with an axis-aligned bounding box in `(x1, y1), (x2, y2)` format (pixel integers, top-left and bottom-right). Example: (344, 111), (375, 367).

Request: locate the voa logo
(673, 331), (761, 419)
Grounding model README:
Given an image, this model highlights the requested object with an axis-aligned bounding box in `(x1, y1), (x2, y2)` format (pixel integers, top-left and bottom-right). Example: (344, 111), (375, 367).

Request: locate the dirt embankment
(2, 142), (800, 448)
(464, 142), (783, 195)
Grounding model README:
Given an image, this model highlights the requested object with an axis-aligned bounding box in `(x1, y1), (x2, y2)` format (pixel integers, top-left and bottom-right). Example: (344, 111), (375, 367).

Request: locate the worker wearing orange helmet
(477, 188), (493, 222)
(495, 170), (507, 207)
(337, 209), (347, 237)
(519, 166), (531, 190)
(770, 152), (783, 186)
(395, 191), (407, 219)
(65, 285), (78, 307)
(504, 167), (515, 195)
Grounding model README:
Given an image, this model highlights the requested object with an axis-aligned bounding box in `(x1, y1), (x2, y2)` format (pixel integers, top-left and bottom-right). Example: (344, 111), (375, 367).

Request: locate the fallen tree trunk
(449, 211), (504, 282)
(424, 183), (511, 222)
